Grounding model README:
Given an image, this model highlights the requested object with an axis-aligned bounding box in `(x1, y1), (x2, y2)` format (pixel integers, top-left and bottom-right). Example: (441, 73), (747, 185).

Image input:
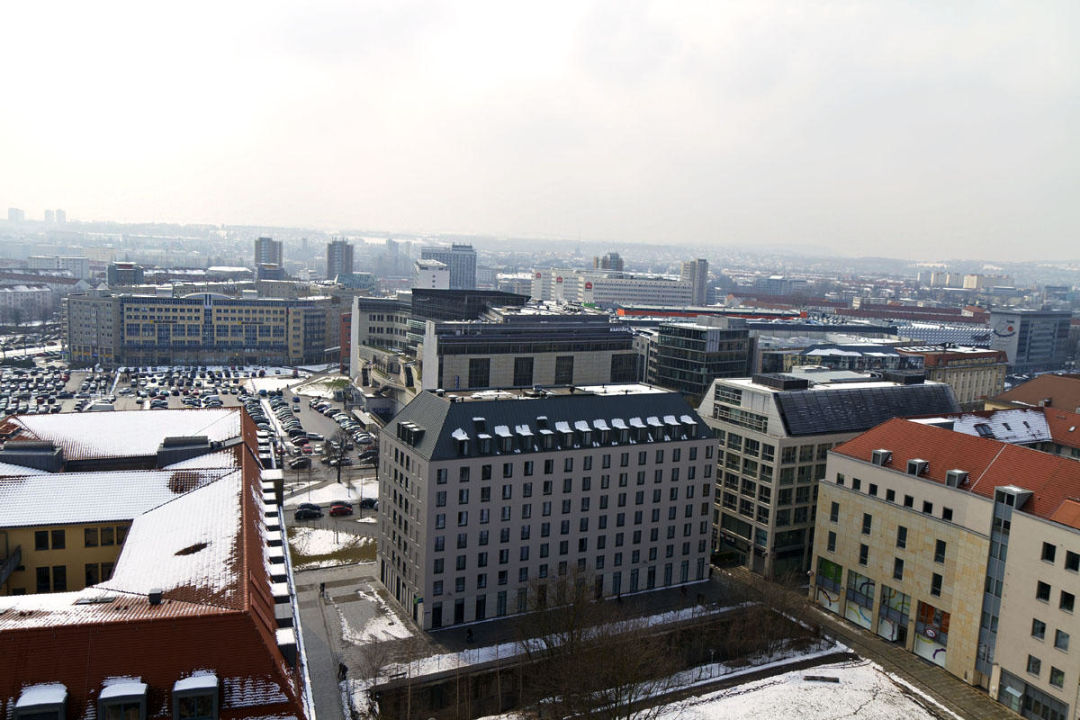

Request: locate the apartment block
(377, 386), (715, 630)
(65, 292), (336, 367)
(811, 419), (1080, 720)
(698, 368), (960, 580)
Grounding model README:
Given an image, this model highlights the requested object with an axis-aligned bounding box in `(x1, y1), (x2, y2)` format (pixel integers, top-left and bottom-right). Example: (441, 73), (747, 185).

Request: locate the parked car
(297, 502), (321, 512)
(329, 504), (353, 517)
(358, 498), (378, 510)
(294, 507), (323, 520)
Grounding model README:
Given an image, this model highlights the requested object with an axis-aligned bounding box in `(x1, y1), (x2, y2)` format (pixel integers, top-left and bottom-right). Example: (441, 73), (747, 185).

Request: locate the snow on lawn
(288, 527), (372, 557)
(339, 588), (415, 643)
(294, 375), (350, 399)
(380, 603), (734, 680)
(473, 658), (956, 720)
(662, 658), (957, 720)
(284, 480), (378, 507)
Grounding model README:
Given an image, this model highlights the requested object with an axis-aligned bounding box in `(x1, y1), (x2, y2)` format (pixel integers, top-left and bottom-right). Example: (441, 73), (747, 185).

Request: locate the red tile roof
(0, 428), (306, 720)
(1043, 409), (1080, 450)
(1050, 499), (1080, 530)
(834, 418), (1080, 524)
(992, 374), (1080, 412)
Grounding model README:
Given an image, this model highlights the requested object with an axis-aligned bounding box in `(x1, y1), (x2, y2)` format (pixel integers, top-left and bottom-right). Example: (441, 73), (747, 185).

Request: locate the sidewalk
(721, 567), (1019, 720)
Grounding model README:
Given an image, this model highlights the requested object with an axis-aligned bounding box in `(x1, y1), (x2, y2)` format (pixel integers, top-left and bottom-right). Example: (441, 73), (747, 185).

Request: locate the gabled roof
(992, 374), (1080, 412)
(1, 408), (241, 460)
(834, 418), (1080, 527)
(98, 469), (245, 609)
(0, 468), (234, 528)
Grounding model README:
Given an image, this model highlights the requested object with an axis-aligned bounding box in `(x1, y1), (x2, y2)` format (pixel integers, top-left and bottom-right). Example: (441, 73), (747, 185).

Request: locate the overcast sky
(2, 1), (1078, 260)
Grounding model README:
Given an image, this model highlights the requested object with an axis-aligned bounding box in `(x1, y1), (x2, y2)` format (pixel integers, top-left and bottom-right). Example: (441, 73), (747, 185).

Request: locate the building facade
(65, 293), (335, 367)
(420, 311), (640, 391)
(698, 369), (960, 579)
(377, 387), (715, 630)
(896, 346), (1008, 410)
(989, 308), (1073, 373)
(254, 236), (283, 267)
(810, 419), (1080, 720)
(420, 244), (477, 290)
(679, 258), (709, 306)
(647, 320), (752, 401)
(326, 239), (355, 280)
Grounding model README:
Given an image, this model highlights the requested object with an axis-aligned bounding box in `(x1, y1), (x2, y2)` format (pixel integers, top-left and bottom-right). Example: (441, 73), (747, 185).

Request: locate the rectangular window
(922, 501), (933, 515)
(52, 565), (67, 592)
(1054, 629), (1069, 651)
(934, 540), (946, 564)
(829, 502), (839, 523)
(930, 573), (942, 597)
(1027, 655), (1041, 676)
(513, 356), (534, 387)
(896, 526), (907, 549)
(85, 528), (99, 547)
(1061, 591), (1075, 612)
(1066, 551), (1079, 572)
(1050, 666), (1064, 688)
(858, 544), (868, 566)
(468, 357), (491, 388)
(35, 530), (48, 551)
(826, 531), (836, 552)
(886, 488), (895, 503)
(903, 495), (914, 508)
(1042, 542), (1057, 563)
(51, 530), (65, 550)
(893, 558), (904, 580)
(1037, 581), (1052, 602)
(1032, 618), (1047, 639)
(861, 513), (872, 535)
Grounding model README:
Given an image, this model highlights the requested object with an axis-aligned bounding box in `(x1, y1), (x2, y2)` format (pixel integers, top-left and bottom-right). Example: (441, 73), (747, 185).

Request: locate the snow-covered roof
(0, 468), (234, 528)
(99, 470), (245, 608)
(5, 409), (241, 460)
(164, 448), (240, 470)
(174, 673), (218, 692)
(100, 682), (147, 699)
(16, 683), (67, 707)
(0, 460), (48, 477)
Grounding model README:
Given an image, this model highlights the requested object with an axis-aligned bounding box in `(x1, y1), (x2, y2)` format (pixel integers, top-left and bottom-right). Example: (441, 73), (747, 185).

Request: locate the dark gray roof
(776, 383), (960, 436)
(386, 390), (713, 461)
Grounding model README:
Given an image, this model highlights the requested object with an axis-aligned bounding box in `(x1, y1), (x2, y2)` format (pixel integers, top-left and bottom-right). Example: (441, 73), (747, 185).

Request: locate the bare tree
(328, 428), (353, 485)
(516, 571), (684, 720)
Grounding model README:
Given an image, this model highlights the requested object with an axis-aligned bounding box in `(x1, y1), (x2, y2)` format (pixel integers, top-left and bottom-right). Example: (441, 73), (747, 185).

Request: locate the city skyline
(2, 2), (1078, 262)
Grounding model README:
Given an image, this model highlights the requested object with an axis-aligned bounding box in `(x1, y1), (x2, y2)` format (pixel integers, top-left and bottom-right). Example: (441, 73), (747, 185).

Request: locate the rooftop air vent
(907, 459), (929, 476)
(148, 588), (163, 606)
(871, 449), (892, 466)
(945, 469), (968, 488)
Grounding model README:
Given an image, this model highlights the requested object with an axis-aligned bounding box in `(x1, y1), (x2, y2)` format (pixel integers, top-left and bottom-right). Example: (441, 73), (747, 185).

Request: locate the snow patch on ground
(288, 527), (372, 557)
(664, 658), (954, 720)
(294, 375), (350, 399)
(284, 480), (377, 507)
(471, 658), (955, 720)
(340, 589), (415, 643)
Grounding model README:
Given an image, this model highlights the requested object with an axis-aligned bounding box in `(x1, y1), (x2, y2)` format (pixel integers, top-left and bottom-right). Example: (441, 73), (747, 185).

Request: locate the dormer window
(15, 684), (67, 720)
(99, 681), (148, 720)
(173, 674), (219, 720)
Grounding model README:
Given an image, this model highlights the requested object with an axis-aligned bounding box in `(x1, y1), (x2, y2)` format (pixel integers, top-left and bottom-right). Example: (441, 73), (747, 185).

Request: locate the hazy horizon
(3, 1), (1077, 261)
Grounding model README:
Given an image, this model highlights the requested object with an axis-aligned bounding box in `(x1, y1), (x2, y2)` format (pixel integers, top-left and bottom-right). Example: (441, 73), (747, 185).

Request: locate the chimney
(148, 588), (163, 605)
